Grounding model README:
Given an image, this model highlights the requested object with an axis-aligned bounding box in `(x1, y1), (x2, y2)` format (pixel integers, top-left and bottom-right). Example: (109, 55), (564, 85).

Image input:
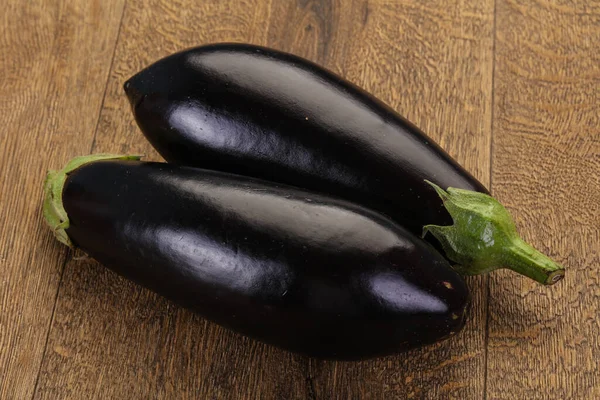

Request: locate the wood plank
(306, 1), (495, 398)
(0, 0), (125, 398)
(487, 0), (600, 399)
(33, 1), (312, 399)
(32, 0), (495, 399)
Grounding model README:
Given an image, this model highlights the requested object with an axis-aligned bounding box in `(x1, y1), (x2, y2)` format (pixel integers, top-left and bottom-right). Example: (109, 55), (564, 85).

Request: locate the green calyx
(423, 181), (565, 285)
(43, 154), (142, 248)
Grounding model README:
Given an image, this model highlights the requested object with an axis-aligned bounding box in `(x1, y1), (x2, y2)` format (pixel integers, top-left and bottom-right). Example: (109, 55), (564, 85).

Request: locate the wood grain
(0, 0), (125, 398)
(2, 0), (598, 398)
(487, 1), (600, 399)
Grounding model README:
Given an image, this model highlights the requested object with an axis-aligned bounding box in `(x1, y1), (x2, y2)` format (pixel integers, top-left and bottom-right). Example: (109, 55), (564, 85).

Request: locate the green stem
(503, 238), (565, 285)
(43, 154), (142, 248)
(423, 181), (565, 286)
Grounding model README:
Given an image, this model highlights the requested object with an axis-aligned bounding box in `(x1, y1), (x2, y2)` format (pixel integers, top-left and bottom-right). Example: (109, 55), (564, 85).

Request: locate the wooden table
(1, 0), (598, 398)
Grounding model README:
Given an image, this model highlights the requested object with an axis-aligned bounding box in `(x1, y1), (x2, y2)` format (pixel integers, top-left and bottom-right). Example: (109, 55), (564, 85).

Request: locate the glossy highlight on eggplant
(43, 155), (469, 361)
(124, 43), (565, 285)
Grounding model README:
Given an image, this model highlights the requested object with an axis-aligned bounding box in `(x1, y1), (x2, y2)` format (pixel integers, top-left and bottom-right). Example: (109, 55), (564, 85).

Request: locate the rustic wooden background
(1, 0), (598, 399)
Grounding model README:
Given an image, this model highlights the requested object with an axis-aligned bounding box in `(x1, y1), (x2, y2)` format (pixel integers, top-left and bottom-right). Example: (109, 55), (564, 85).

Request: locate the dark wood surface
(1, 0), (597, 399)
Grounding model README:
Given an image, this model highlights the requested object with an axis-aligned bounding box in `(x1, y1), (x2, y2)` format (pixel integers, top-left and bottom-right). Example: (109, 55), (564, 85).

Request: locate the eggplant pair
(44, 44), (564, 361)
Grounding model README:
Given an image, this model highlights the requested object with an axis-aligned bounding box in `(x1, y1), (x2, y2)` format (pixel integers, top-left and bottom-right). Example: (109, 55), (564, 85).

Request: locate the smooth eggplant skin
(124, 43), (489, 237)
(62, 160), (469, 360)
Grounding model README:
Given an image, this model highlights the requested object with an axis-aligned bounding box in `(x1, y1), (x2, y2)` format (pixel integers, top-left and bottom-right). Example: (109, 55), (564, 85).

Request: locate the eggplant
(44, 154), (470, 360)
(124, 43), (564, 285)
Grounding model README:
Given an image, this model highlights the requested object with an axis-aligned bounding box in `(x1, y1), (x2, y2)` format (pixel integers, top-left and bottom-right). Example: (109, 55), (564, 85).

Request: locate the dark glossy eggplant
(44, 155), (469, 361)
(124, 43), (564, 285)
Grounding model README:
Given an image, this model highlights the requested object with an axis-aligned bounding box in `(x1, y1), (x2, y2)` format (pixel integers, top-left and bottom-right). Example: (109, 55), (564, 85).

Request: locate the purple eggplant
(44, 155), (470, 360)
